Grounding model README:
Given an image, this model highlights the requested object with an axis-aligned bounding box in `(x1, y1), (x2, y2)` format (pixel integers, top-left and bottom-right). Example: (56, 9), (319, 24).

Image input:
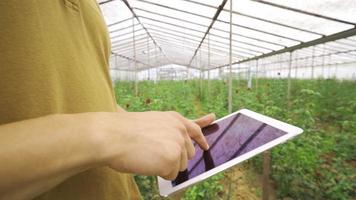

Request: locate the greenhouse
(98, 0), (355, 199)
(0, 0), (354, 200)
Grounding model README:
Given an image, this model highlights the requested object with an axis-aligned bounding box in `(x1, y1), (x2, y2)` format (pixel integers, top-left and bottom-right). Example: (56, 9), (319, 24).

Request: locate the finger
(162, 171), (176, 181)
(182, 130), (195, 159)
(168, 112), (209, 150)
(194, 113), (216, 128)
(183, 120), (209, 150)
(179, 148), (188, 171)
(190, 130), (209, 150)
(162, 157), (181, 180)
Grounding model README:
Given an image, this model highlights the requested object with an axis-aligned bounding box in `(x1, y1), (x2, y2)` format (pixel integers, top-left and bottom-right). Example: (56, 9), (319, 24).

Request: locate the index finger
(180, 117), (210, 150)
(169, 112), (209, 150)
(189, 126), (209, 150)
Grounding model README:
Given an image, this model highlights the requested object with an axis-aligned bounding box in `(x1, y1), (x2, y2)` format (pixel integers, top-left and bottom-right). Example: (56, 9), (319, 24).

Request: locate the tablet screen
(172, 113), (287, 186)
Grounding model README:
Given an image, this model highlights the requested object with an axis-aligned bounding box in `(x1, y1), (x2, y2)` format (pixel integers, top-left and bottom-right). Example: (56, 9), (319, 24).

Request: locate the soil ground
(220, 163), (277, 200)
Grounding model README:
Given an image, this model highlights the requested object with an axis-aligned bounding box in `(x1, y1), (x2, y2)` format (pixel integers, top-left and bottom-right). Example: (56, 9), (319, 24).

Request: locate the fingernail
(209, 113), (216, 119)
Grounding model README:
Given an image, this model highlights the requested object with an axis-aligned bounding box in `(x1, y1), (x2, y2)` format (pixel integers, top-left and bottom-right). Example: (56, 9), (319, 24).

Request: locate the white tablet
(158, 109), (303, 197)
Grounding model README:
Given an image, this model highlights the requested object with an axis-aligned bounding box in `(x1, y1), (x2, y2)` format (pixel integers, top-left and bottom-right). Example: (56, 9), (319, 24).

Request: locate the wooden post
(262, 151), (271, 200)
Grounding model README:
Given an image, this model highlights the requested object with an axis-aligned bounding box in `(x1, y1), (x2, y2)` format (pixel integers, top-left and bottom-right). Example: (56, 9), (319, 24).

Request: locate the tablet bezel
(158, 108), (303, 197)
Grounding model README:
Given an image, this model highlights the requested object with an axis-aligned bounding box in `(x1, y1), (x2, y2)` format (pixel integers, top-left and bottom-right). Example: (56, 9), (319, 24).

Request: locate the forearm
(0, 109), (213, 199)
(2, 173), (69, 200)
(0, 114), (105, 199)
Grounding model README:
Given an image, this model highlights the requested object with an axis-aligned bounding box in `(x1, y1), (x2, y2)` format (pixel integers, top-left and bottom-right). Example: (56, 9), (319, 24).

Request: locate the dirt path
(193, 97), (206, 116)
(219, 149), (278, 199)
(222, 164), (265, 200)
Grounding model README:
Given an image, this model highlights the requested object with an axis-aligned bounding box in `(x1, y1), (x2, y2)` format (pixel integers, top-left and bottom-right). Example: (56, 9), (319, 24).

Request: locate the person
(0, 1), (215, 199)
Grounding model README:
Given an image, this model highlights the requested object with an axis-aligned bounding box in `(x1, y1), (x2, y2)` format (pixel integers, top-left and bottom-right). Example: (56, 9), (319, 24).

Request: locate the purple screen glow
(172, 113), (287, 186)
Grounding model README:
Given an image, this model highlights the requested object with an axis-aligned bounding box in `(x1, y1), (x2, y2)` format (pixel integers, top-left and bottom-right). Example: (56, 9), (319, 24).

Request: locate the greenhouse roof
(98, 0), (356, 71)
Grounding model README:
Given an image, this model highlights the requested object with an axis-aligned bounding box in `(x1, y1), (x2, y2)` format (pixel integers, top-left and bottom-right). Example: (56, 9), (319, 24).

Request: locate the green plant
(114, 78), (356, 200)
(183, 173), (224, 200)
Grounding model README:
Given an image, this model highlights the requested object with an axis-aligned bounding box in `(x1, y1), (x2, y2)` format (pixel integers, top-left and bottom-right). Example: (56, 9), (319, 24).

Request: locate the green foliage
(114, 78), (355, 200)
(114, 80), (223, 199)
(134, 176), (164, 200)
(183, 173), (224, 200)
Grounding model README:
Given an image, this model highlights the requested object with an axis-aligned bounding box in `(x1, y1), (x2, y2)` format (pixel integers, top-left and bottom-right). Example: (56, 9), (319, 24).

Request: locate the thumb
(194, 113), (216, 128)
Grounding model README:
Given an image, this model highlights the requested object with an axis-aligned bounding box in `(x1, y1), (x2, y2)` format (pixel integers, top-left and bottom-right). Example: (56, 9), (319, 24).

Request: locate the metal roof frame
(139, 16), (274, 52)
(135, 9), (276, 51)
(144, 25), (266, 55)
(180, 0), (324, 37)
(148, 31), (257, 57)
(120, 0), (171, 64)
(134, 0), (302, 43)
(133, 0), (302, 47)
(214, 27), (356, 70)
(100, 0), (356, 72)
(146, 23), (273, 51)
(152, 37), (247, 59)
(252, 0), (356, 26)
(253, 49), (356, 67)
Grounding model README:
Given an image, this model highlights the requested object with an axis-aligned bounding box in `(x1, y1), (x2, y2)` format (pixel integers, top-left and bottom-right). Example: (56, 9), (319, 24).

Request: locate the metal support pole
(264, 60), (267, 78)
(321, 44), (326, 79)
(126, 60), (130, 81)
(294, 51), (298, 78)
(147, 38), (151, 80)
(287, 52), (293, 105)
(195, 57), (198, 78)
(115, 54), (118, 68)
(228, 0), (233, 114)
(208, 34), (211, 91)
(227, 8), (235, 192)
(255, 59), (259, 90)
(187, 67), (190, 80)
(132, 18), (138, 96)
(247, 64), (252, 89)
(154, 45), (158, 83)
(147, 68), (150, 81)
(147, 38), (150, 65)
(311, 46), (315, 79)
(328, 54), (332, 78)
(199, 50), (203, 98)
(279, 54), (282, 79)
(114, 55), (118, 81)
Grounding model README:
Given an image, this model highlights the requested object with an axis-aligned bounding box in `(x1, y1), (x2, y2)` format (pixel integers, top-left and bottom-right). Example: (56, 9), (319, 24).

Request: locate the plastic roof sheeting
(98, 0), (356, 71)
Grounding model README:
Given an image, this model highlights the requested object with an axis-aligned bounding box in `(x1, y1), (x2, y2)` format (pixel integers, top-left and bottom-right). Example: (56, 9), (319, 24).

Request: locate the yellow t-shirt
(0, 0), (141, 199)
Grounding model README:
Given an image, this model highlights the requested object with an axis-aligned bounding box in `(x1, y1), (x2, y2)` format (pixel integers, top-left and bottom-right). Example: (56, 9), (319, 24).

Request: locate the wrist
(77, 112), (122, 167)
(61, 113), (109, 169)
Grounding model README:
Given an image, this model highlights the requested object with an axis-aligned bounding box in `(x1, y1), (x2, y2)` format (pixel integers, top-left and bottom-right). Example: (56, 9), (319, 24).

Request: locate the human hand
(95, 111), (214, 180)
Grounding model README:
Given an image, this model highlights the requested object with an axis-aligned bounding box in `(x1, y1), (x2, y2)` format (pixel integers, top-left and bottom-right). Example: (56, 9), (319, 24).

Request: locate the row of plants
(114, 78), (355, 200)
